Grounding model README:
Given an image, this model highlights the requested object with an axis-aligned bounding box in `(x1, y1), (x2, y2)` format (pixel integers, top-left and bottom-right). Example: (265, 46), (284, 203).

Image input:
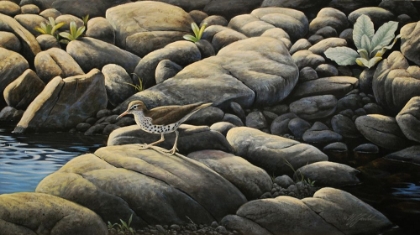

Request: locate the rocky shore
(1, 0), (420, 234)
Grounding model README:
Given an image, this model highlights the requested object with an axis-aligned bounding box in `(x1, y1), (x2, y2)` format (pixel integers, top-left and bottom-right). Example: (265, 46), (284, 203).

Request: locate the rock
(102, 64), (135, 107)
(292, 50), (325, 69)
(348, 7), (395, 26)
(202, 15), (228, 26)
(331, 114), (360, 138)
(379, 0), (419, 20)
(308, 37), (347, 55)
(21, 4), (39, 14)
(35, 48), (84, 83)
(210, 122), (236, 136)
(396, 96), (420, 143)
(52, 0), (130, 18)
(237, 196), (342, 235)
(245, 111), (267, 130)
(323, 142), (348, 163)
(155, 59), (183, 84)
(274, 175), (294, 188)
(385, 146), (420, 164)
(133, 41), (201, 88)
(0, 48), (29, 108)
(309, 7), (349, 34)
(315, 64), (339, 77)
(359, 67), (375, 94)
(221, 215), (272, 235)
(84, 123), (106, 135)
(229, 102), (246, 120)
(96, 109), (111, 119)
(328, 0), (382, 14)
(227, 127), (328, 176)
(202, 25), (247, 52)
(185, 106), (224, 126)
(103, 124), (119, 135)
(261, 28), (291, 49)
(303, 122), (343, 144)
(339, 28), (353, 43)
(401, 21), (420, 66)
(295, 161), (360, 187)
(315, 26), (338, 38)
(0, 106), (23, 122)
(14, 14), (46, 37)
(336, 93), (363, 112)
(262, 110), (278, 123)
(0, 1), (20, 16)
(57, 14), (86, 31)
(302, 187), (392, 234)
(353, 143), (380, 165)
(299, 67), (318, 82)
(261, 0), (329, 10)
(36, 34), (60, 50)
(265, 104), (289, 115)
(85, 17), (115, 44)
(106, 1), (192, 57)
(270, 113), (298, 136)
(0, 31), (21, 52)
(195, 39), (215, 58)
(288, 117), (311, 140)
(107, 124), (233, 154)
(290, 76), (358, 100)
(188, 150), (272, 200)
(0, 13), (41, 61)
(36, 146), (247, 226)
(39, 8), (61, 19)
(363, 103), (384, 115)
(223, 114), (244, 126)
(307, 34), (323, 44)
(3, 69), (45, 110)
(189, 10), (208, 24)
(290, 95), (337, 120)
(355, 114), (409, 150)
(289, 38), (311, 55)
(0, 192), (107, 235)
(76, 122), (91, 132)
(14, 69), (107, 133)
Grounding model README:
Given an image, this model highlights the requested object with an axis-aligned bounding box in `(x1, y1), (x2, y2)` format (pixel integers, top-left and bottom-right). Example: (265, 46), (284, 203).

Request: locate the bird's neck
(133, 110), (147, 123)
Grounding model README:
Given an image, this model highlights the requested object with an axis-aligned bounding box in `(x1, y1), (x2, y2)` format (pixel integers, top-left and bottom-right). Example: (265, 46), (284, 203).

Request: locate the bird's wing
(149, 102), (210, 125)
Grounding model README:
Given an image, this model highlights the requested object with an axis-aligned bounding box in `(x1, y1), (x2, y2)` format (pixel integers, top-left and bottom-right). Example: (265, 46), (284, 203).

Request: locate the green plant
(282, 158), (315, 187)
(82, 14), (89, 26)
(59, 21), (86, 44)
(123, 73), (144, 92)
(324, 14), (400, 68)
(107, 214), (135, 235)
(183, 22), (207, 43)
(34, 17), (64, 37)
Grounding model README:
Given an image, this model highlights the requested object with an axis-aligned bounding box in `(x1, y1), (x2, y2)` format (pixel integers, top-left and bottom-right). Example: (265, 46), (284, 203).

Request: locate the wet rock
(355, 114), (409, 150)
(353, 143), (380, 165)
(188, 150), (272, 200)
(246, 111), (267, 130)
(76, 122), (91, 132)
(155, 59), (183, 84)
(288, 117), (311, 140)
(385, 146), (420, 164)
(35, 48), (84, 83)
(221, 215), (272, 235)
(37, 146), (246, 226)
(102, 64), (135, 107)
(210, 122), (236, 136)
(331, 114), (360, 138)
(274, 175), (294, 188)
(289, 38), (311, 55)
(348, 7), (395, 26)
(396, 96), (420, 143)
(52, 0), (130, 18)
(203, 25), (247, 52)
(202, 15), (228, 26)
(0, 31), (21, 52)
(299, 67), (318, 82)
(270, 113), (298, 136)
(85, 17), (115, 44)
(315, 64), (338, 77)
(295, 161), (360, 187)
(303, 122), (343, 144)
(227, 127), (328, 176)
(14, 69), (107, 133)
(401, 21), (420, 66)
(308, 37), (347, 55)
(0, 106), (23, 122)
(108, 124), (233, 154)
(290, 95), (337, 120)
(67, 37), (141, 74)
(3, 69), (45, 110)
(302, 187), (392, 234)
(292, 50), (325, 69)
(185, 106), (224, 126)
(309, 7), (349, 34)
(36, 34), (61, 50)
(323, 142), (348, 163)
(0, 1), (20, 16)
(0, 192), (107, 235)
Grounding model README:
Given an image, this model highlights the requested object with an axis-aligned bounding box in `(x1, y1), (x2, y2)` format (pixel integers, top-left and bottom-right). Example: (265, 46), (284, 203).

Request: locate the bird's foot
(137, 143), (152, 150)
(161, 147), (179, 155)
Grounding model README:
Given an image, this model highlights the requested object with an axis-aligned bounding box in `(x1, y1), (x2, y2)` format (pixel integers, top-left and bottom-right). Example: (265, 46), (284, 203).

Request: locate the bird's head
(117, 100), (147, 119)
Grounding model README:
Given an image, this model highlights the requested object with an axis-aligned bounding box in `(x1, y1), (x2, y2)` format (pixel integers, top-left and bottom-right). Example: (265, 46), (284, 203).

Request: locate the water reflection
(0, 124), (106, 194)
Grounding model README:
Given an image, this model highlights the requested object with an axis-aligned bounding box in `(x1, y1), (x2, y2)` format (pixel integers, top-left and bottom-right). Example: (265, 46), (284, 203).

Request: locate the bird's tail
(179, 102), (212, 124)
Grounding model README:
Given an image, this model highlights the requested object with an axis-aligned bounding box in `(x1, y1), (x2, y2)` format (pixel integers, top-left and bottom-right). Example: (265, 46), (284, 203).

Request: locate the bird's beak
(117, 110), (129, 119)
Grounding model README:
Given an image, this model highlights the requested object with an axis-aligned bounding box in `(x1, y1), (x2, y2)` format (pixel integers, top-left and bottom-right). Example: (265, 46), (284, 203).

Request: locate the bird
(117, 100), (212, 154)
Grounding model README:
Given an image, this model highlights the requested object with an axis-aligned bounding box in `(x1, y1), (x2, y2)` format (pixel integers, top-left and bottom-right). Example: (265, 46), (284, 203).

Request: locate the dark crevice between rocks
(49, 214), (70, 233)
(304, 207), (347, 235)
(0, 218), (37, 235)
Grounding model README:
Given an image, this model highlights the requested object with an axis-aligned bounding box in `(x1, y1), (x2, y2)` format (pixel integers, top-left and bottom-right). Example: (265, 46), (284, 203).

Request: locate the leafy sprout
(183, 22), (207, 43)
(282, 158), (315, 187)
(59, 21), (86, 44)
(107, 214), (135, 235)
(82, 14), (89, 26)
(122, 73), (144, 92)
(324, 14), (400, 69)
(34, 17), (64, 37)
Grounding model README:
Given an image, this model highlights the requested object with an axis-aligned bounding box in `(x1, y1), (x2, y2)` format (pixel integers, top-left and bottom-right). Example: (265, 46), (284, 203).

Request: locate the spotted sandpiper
(117, 100), (212, 154)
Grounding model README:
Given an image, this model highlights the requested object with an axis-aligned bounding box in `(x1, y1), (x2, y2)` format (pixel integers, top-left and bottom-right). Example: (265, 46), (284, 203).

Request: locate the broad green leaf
(191, 22), (200, 37)
(360, 34), (371, 52)
(75, 26), (85, 38)
(356, 57), (369, 68)
(353, 15), (374, 50)
(59, 32), (71, 39)
(370, 21), (398, 49)
(324, 47), (359, 66)
(368, 57), (383, 68)
(357, 49), (369, 59)
(183, 34), (198, 42)
(374, 34), (401, 57)
(69, 22), (77, 34)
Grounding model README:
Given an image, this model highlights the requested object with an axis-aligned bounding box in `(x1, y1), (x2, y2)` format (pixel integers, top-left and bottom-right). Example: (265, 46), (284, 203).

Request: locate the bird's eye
(130, 105), (137, 110)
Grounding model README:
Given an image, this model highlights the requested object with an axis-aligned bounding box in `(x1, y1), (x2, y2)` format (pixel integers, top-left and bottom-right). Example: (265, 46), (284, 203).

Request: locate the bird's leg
(139, 133), (165, 150)
(162, 131), (179, 155)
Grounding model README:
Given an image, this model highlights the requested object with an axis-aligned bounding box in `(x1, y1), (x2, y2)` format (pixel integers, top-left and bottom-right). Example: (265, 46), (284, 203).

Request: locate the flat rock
(295, 161), (360, 187)
(385, 146), (420, 164)
(36, 146), (247, 227)
(0, 192), (107, 235)
(396, 96), (420, 143)
(289, 95), (337, 120)
(226, 127), (328, 176)
(355, 114), (409, 150)
(188, 150), (272, 200)
(14, 69), (107, 133)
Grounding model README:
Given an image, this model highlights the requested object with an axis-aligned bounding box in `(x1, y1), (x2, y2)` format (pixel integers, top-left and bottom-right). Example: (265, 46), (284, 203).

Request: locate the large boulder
(14, 69), (107, 133)
(401, 21), (420, 66)
(0, 192), (107, 235)
(36, 146), (247, 227)
(226, 127), (328, 176)
(106, 1), (193, 57)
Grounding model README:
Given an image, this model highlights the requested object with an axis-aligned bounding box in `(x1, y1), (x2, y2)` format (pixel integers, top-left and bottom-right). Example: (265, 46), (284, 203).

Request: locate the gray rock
(3, 69), (45, 110)
(103, 124), (119, 135)
(246, 111), (267, 130)
(134, 41), (201, 88)
(202, 25), (247, 52)
(385, 146), (420, 164)
(102, 64), (135, 107)
(106, 1), (192, 57)
(331, 114), (360, 138)
(261, 0), (329, 10)
(221, 215), (272, 235)
(189, 10), (208, 24)
(85, 123), (107, 135)
(155, 59), (183, 84)
(355, 114), (408, 150)
(185, 106), (224, 126)
(353, 143), (379, 154)
(36, 34), (60, 50)
(323, 142), (348, 163)
(315, 26), (337, 38)
(85, 17), (115, 44)
(36, 146), (246, 226)
(290, 76), (358, 100)
(210, 122), (236, 136)
(288, 117), (311, 140)
(55, 14), (84, 31)
(308, 37), (347, 55)
(401, 21), (420, 66)
(21, 4), (39, 14)
(227, 127), (328, 176)
(270, 113), (298, 136)
(0, 1), (20, 16)
(339, 28), (353, 43)
(295, 161), (360, 187)
(262, 110), (278, 122)
(0, 31), (21, 52)
(379, 0), (419, 20)
(223, 114), (244, 126)
(195, 39), (215, 58)
(299, 67), (318, 82)
(290, 95), (337, 120)
(274, 175), (294, 188)
(115, 116), (135, 127)
(336, 93), (363, 112)
(307, 34), (323, 44)
(76, 122), (91, 132)
(261, 28), (291, 49)
(309, 7), (349, 34)
(202, 15), (228, 27)
(303, 122), (343, 144)
(265, 104), (289, 115)
(0, 192), (107, 235)
(289, 38), (311, 55)
(0, 106), (23, 122)
(328, 0), (382, 14)
(39, 8), (61, 19)
(302, 187), (392, 234)
(35, 48), (84, 83)
(348, 7), (395, 26)
(315, 64), (338, 77)
(188, 150), (272, 200)
(14, 69), (107, 133)
(96, 109), (111, 119)
(292, 50), (325, 69)
(67, 37), (140, 73)
(230, 102), (246, 120)
(396, 96), (420, 143)
(52, 0), (130, 18)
